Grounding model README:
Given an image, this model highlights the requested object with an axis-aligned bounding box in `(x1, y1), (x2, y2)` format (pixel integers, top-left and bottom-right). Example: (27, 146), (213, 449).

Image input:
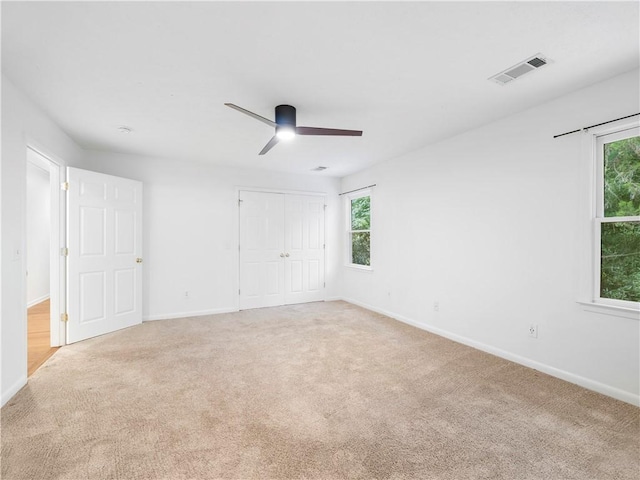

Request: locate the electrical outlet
(184, 291), (190, 299)
(528, 324), (538, 338)
(433, 301), (439, 312)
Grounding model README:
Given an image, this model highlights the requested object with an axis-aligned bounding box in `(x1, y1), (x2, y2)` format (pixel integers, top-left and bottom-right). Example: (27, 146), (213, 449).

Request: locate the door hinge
(60, 313), (68, 322)
(61, 181), (69, 191)
(238, 289), (241, 295)
(324, 204), (327, 210)
(323, 244), (326, 249)
(61, 247), (69, 257)
(238, 199), (243, 206)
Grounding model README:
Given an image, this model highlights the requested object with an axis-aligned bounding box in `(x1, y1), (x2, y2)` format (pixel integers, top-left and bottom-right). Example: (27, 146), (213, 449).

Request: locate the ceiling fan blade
(259, 136), (279, 155)
(225, 103), (277, 127)
(296, 126), (363, 136)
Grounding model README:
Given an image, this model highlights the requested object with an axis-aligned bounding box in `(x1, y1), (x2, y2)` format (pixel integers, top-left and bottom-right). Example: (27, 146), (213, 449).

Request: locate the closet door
(239, 191), (325, 310)
(239, 191), (285, 309)
(284, 195), (325, 304)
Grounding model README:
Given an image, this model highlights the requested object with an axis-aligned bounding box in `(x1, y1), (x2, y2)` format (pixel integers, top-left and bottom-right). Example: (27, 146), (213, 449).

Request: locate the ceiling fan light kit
(225, 103), (363, 155)
(275, 105), (296, 140)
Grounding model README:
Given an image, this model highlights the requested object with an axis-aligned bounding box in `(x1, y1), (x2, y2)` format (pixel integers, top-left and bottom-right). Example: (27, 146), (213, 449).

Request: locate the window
(346, 191), (371, 267)
(595, 127), (640, 307)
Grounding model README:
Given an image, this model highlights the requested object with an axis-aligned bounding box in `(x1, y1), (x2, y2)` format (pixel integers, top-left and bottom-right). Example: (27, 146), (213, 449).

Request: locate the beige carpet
(1, 301), (638, 479)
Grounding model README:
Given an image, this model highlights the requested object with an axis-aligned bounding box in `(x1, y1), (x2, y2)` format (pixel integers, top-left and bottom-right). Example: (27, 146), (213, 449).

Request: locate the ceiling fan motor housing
(275, 104), (296, 133)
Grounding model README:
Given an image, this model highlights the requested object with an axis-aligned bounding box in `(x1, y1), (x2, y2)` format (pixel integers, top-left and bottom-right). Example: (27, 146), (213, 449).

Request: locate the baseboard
(144, 306), (239, 321)
(1, 375), (27, 408)
(27, 294), (50, 308)
(324, 296), (343, 302)
(340, 297), (640, 407)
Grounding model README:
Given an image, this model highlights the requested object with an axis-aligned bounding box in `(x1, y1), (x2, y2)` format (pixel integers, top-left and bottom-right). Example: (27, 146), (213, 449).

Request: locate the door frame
(26, 142), (66, 347)
(235, 186), (327, 310)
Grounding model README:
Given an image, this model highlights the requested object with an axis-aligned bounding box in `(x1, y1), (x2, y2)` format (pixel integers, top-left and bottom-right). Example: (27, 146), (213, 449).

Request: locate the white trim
(55, 160), (66, 347)
(27, 294), (50, 309)
(595, 296), (640, 310)
(324, 296), (343, 302)
(143, 306), (238, 321)
(344, 188), (372, 268)
(599, 216), (640, 223)
(586, 119), (640, 138)
(589, 124), (640, 309)
(26, 144), (66, 347)
(337, 297), (640, 407)
(1, 375), (27, 408)
(578, 301), (640, 320)
(344, 189), (371, 201)
(344, 264), (373, 272)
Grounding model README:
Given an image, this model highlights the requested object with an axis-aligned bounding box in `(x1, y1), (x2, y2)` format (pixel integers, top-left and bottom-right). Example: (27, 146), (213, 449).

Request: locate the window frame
(345, 189), (372, 270)
(592, 125), (640, 310)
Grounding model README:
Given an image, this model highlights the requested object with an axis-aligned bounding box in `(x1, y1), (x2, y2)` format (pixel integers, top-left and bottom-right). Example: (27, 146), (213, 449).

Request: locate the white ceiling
(2, 1), (639, 177)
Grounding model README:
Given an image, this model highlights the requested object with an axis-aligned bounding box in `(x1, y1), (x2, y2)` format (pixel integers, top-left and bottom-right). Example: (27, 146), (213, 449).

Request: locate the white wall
(26, 160), (51, 306)
(1, 74), (85, 406)
(82, 152), (342, 320)
(339, 69), (640, 405)
(1, 69), (340, 406)
(3, 67), (638, 408)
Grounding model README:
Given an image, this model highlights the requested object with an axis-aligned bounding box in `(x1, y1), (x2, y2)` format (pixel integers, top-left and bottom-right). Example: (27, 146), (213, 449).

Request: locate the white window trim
(345, 188), (372, 270)
(582, 121), (640, 317)
(577, 301), (639, 321)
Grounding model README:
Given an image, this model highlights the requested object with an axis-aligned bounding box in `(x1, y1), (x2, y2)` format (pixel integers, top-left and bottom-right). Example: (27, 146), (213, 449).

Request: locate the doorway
(24, 155), (144, 374)
(26, 147), (63, 375)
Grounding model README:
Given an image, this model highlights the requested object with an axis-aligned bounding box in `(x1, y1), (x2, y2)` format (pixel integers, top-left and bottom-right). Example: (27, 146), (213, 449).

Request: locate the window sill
(345, 264), (373, 272)
(577, 301), (639, 320)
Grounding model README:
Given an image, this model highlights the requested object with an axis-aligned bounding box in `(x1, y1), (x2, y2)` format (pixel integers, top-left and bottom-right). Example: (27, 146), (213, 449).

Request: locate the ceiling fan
(225, 103), (363, 155)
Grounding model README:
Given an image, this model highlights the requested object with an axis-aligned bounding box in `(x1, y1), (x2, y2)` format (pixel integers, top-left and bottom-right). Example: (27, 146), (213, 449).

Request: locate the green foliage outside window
(351, 196), (370, 230)
(352, 232), (370, 266)
(351, 196), (370, 266)
(601, 136), (640, 302)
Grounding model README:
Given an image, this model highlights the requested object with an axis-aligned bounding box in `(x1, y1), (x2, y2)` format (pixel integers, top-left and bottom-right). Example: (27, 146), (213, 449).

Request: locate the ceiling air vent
(489, 54), (549, 86)
(312, 166), (328, 171)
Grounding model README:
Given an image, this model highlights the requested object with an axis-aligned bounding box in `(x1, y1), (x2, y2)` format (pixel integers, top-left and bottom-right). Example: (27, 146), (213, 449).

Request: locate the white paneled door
(66, 167), (143, 343)
(239, 191), (286, 309)
(284, 194), (326, 305)
(239, 191), (325, 310)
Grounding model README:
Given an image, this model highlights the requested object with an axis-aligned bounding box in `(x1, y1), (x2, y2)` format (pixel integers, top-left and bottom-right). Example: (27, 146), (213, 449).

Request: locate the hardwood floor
(28, 299), (59, 377)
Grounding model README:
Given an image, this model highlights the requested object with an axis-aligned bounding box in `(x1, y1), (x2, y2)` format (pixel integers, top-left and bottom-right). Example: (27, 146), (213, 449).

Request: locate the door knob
(136, 257), (143, 264)
(285, 253), (290, 257)
(280, 253), (285, 258)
